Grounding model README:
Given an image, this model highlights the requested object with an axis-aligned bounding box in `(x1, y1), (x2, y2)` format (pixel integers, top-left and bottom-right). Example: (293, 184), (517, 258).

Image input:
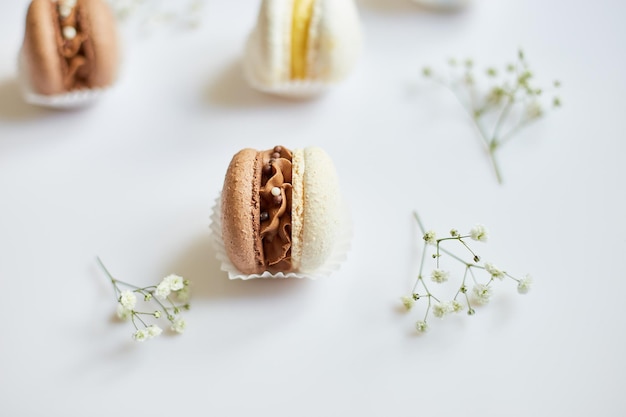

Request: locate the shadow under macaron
(357, 0), (468, 14)
(167, 232), (311, 301)
(204, 58), (325, 109)
(357, 0), (422, 12)
(0, 77), (54, 121)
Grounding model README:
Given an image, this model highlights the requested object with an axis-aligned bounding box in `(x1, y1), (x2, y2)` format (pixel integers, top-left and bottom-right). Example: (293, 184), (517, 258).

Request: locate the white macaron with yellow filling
(244, 0), (362, 97)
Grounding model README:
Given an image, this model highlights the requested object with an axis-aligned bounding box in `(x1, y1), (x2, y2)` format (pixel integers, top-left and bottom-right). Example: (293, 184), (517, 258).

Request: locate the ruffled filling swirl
(259, 146), (293, 270)
(55, 3), (92, 90)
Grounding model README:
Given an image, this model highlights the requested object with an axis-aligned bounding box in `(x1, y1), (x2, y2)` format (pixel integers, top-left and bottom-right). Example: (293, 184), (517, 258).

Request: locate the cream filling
(54, 0), (91, 90)
(258, 146), (294, 271)
(290, 0), (315, 80)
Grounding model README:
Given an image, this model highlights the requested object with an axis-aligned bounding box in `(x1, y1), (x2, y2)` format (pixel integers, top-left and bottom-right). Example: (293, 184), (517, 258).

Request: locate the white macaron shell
(306, 0), (361, 82)
(291, 147), (341, 272)
(246, 0), (293, 86)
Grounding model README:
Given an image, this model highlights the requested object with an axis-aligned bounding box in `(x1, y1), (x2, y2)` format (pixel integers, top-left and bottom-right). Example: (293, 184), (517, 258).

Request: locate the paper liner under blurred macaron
(19, 0), (120, 108)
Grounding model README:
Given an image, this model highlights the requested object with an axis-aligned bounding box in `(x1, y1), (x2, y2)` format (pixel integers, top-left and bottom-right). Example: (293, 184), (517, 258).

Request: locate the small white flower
(430, 269), (449, 283)
(432, 302), (452, 318)
(401, 296), (414, 311)
(155, 281), (171, 300)
(171, 317), (187, 334)
(423, 230), (437, 245)
(485, 262), (505, 279)
(176, 286), (190, 302)
(415, 321), (428, 333)
(472, 284), (493, 304)
(469, 225), (488, 242)
(146, 325), (163, 338)
(133, 329), (148, 342)
(517, 275), (532, 294)
(116, 304), (131, 321)
(119, 290), (137, 310)
(451, 300), (464, 313)
(164, 274), (184, 291)
(155, 274), (185, 299)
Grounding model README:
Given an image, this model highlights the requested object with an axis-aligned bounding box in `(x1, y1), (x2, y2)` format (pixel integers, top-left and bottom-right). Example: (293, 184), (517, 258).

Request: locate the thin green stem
(97, 256), (151, 291)
(454, 265), (470, 300)
(436, 241), (441, 269)
(434, 78), (505, 183)
(412, 244), (428, 293)
(434, 236), (478, 267)
(504, 272), (520, 283)
(458, 238), (480, 262)
(116, 281), (150, 291)
(97, 256), (123, 302)
(423, 295), (432, 322)
(419, 277), (439, 303)
(438, 245), (471, 265)
(434, 77), (492, 149)
(133, 311), (157, 316)
(132, 312), (148, 328)
(151, 296), (181, 322)
(96, 256), (114, 282)
(448, 84), (493, 149)
(491, 96), (515, 143)
(499, 117), (536, 146)
(488, 151), (504, 184)
(464, 292), (473, 313)
(469, 267), (479, 285)
(412, 211), (427, 235)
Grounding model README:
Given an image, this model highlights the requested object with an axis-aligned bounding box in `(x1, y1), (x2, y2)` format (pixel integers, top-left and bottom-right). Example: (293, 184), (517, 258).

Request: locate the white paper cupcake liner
(242, 34), (332, 99)
(210, 194), (352, 280)
(18, 48), (112, 109)
(411, 0), (469, 10)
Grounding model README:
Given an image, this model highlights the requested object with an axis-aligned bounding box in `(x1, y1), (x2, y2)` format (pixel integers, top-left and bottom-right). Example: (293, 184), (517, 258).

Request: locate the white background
(1, 0), (625, 416)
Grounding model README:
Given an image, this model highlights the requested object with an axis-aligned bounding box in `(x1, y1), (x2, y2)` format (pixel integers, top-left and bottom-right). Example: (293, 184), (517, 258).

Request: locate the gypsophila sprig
(401, 212), (532, 334)
(97, 257), (191, 342)
(422, 49), (561, 184)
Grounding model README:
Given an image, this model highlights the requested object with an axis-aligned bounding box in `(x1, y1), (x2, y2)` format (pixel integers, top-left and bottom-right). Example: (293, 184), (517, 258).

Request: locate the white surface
(1, 0), (625, 416)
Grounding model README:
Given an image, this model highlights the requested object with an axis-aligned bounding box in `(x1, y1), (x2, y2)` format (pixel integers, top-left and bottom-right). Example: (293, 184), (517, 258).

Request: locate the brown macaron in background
(20, 0), (119, 99)
(219, 145), (345, 277)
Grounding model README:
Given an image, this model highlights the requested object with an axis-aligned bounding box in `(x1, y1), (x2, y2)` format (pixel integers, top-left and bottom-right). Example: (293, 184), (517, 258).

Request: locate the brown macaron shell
(22, 0), (64, 95)
(221, 149), (264, 275)
(21, 0), (119, 96)
(80, 0), (119, 88)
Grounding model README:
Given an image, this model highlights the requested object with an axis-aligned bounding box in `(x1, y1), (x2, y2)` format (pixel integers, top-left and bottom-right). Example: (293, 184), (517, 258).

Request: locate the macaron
(20, 0), (119, 97)
(244, 0), (362, 96)
(221, 146), (341, 275)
